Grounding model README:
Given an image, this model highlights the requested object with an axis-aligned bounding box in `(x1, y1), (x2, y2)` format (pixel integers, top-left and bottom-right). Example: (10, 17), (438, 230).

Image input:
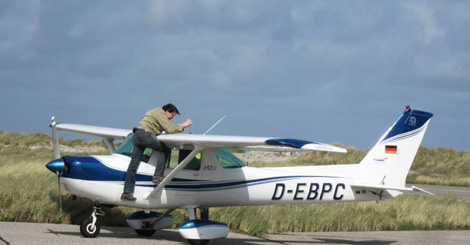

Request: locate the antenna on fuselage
(203, 115), (227, 135)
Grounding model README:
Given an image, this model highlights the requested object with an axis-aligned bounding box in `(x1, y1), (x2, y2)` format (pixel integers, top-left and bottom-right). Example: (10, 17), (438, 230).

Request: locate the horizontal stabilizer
(351, 184), (435, 195)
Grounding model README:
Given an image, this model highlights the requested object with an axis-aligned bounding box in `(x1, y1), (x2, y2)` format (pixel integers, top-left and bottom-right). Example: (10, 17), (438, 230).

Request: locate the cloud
(401, 1), (445, 45)
(0, 0), (40, 63)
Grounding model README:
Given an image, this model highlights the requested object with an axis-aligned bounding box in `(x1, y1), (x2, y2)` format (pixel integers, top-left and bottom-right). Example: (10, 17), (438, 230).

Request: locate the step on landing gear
(80, 206), (105, 238)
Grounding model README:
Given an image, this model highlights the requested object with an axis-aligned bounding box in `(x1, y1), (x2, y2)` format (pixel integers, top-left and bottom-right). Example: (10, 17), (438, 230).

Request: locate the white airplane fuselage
(59, 151), (391, 210)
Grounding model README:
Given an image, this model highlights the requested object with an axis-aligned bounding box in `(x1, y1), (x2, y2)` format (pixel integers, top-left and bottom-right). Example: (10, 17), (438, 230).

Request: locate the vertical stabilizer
(359, 107), (433, 187)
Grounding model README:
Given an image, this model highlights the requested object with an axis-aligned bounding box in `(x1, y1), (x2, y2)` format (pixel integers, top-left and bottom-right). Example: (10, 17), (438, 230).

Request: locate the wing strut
(145, 146), (203, 200)
(104, 138), (116, 153)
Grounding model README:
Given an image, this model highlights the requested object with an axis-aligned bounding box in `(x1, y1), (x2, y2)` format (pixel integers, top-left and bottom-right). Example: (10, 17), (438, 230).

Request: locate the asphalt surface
(412, 184), (470, 201)
(1, 222), (470, 245)
(1, 185), (469, 244)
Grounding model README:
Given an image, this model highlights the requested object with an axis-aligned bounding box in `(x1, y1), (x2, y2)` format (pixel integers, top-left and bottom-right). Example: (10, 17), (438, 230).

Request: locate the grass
(1, 131), (470, 236)
(208, 194), (470, 236)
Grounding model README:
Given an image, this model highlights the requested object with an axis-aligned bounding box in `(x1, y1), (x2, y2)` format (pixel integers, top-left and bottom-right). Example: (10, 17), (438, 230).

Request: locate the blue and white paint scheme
(45, 106), (433, 244)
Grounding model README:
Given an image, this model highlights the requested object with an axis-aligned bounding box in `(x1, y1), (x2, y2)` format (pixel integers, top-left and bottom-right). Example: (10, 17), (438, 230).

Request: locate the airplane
(45, 106), (433, 244)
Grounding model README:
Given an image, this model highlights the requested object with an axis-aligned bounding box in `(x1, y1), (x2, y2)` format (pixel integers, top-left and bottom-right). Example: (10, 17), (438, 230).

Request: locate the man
(121, 103), (193, 201)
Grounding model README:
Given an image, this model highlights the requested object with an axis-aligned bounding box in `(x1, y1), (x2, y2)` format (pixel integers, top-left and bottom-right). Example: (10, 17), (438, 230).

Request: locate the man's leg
(122, 132), (145, 200)
(153, 143), (170, 179)
(132, 132), (167, 182)
(123, 145), (143, 194)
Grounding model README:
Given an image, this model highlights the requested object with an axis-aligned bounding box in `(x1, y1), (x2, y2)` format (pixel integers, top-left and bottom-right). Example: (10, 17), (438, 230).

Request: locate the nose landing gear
(80, 206), (105, 238)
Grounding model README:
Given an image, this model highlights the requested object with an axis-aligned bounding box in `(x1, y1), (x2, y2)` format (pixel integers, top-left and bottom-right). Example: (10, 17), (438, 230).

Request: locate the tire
(135, 229), (156, 237)
(80, 216), (101, 238)
(187, 239), (210, 245)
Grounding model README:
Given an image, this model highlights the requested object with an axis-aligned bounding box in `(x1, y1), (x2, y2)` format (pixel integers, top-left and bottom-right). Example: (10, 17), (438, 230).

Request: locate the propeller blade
(57, 171), (62, 212)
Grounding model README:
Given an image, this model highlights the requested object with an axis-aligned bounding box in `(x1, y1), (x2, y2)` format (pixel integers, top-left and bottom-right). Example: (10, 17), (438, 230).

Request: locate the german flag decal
(385, 145), (397, 154)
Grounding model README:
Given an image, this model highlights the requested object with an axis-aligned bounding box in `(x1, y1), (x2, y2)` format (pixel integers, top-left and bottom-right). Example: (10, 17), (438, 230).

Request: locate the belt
(132, 127), (146, 133)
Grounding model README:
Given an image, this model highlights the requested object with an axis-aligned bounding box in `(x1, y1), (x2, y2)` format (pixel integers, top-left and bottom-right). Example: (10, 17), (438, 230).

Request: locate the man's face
(165, 110), (177, 120)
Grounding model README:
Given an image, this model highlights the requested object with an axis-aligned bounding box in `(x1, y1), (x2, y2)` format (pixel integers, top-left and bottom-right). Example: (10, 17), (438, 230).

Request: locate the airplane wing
(52, 122), (346, 153)
(55, 123), (131, 140)
(52, 122), (132, 154)
(157, 134), (347, 153)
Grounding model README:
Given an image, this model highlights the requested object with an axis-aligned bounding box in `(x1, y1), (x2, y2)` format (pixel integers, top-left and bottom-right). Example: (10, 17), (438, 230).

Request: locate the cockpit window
(117, 135), (245, 169)
(217, 149), (245, 168)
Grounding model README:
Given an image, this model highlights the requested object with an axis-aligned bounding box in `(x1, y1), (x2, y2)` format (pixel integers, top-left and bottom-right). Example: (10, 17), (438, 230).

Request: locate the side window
(179, 150), (201, 170)
(166, 149), (201, 170)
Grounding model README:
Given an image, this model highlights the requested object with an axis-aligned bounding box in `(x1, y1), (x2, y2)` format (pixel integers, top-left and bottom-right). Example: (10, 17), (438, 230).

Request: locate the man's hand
(182, 119), (193, 128)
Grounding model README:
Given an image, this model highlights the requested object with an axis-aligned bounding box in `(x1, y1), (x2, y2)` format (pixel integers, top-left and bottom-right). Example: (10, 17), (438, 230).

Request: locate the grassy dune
(1, 130), (470, 236)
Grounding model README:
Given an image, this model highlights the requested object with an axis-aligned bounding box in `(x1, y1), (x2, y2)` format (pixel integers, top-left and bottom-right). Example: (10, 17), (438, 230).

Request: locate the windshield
(116, 133), (153, 162)
(216, 149), (245, 168)
(116, 134), (134, 156)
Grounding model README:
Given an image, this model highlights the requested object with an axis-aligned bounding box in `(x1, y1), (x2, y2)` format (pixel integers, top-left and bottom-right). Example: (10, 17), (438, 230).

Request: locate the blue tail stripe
(381, 108), (433, 143)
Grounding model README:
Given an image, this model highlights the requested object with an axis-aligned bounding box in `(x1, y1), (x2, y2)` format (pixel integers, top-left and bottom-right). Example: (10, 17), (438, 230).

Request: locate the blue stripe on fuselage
(60, 155), (341, 191)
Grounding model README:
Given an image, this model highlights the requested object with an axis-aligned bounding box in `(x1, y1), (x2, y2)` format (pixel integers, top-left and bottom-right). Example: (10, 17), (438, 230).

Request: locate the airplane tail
(358, 106), (433, 188)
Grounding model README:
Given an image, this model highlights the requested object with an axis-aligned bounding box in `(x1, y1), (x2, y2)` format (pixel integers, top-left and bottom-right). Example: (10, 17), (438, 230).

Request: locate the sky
(1, 0), (469, 151)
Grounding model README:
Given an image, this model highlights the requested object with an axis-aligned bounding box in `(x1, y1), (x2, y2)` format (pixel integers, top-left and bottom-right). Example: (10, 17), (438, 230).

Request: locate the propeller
(46, 159), (67, 212)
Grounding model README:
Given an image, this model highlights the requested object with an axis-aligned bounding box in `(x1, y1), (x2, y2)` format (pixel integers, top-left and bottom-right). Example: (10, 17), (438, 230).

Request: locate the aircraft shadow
(46, 225), (397, 245)
(49, 192), (130, 226)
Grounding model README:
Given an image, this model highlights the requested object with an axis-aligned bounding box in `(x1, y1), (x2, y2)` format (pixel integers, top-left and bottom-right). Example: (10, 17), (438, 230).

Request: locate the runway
(1, 222), (470, 245)
(411, 184), (470, 201)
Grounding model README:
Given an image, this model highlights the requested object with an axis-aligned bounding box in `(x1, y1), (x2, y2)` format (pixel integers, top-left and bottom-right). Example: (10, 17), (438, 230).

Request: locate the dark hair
(162, 103), (180, 115)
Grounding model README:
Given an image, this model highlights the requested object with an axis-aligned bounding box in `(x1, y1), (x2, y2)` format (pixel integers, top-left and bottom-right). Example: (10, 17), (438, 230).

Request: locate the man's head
(163, 103), (180, 120)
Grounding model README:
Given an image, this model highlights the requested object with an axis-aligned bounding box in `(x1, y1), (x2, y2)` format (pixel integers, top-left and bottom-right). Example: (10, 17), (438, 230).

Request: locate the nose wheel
(80, 206), (105, 238)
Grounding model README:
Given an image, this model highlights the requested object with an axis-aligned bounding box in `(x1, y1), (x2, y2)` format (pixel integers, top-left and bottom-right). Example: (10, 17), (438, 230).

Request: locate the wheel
(187, 239), (210, 245)
(80, 216), (101, 238)
(135, 229), (156, 236)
